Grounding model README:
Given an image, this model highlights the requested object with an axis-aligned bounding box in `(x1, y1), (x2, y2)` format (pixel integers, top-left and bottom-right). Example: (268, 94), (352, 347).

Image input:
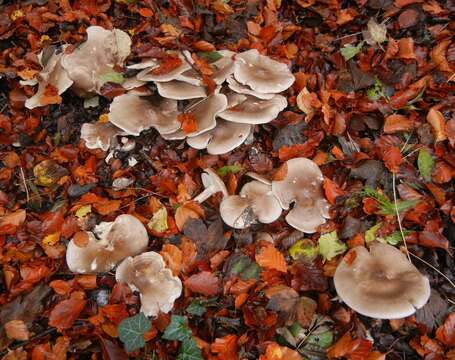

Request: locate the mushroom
(61, 26), (131, 94)
(271, 158), (330, 233)
(80, 122), (123, 151)
(156, 81), (207, 100)
(108, 93), (181, 136)
(220, 180), (282, 229)
(218, 93), (287, 124)
(66, 214), (148, 273)
(136, 51), (192, 82)
(226, 76), (274, 100)
(186, 120), (252, 154)
(193, 168), (228, 203)
(233, 49), (295, 93)
(334, 242), (431, 319)
(25, 47), (74, 109)
(116, 251), (182, 317)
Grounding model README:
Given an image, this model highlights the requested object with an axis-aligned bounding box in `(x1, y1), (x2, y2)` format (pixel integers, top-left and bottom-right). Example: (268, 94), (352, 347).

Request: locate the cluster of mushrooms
(26, 26), (431, 321)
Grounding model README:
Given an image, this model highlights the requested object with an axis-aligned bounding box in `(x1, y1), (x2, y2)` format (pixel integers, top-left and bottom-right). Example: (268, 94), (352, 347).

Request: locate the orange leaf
(73, 231), (89, 248)
(430, 38), (453, 73)
(383, 146), (403, 173)
(160, 243), (182, 276)
(93, 199), (121, 215)
(139, 7), (154, 17)
(323, 177), (345, 205)
(191, 54), (214, 76)
(256, 245), (287, 273)
(5, 320), (30, 341)
(427, 107), (447, 142)
(49, 280), (72, 295)
(49, 294), (87, 330)
(192, 40), (216, 52)
(383, 114), (414, 134)
(175, 202), (202, 230)
(177, 113), (198, 134)
(397, 38), (416, 59)
(40, 84), (62, 106)
(184, 271), (220, 296)
(75, 275), (97, 289)
(151, 55), (183, 75)
(211, 334), (238, 360)
(262, 342), (301, 360)
(181, 236), (197, 273)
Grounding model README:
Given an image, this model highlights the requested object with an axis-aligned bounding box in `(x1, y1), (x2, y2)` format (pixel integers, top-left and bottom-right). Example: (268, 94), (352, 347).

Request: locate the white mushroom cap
(116, 251), (182, 317)
(61, 26), (131, 94)
(156, 81), (207, 100)
(334, 243), (431, 319)
(211, 50), (236, 84)
(186, 120), (251, 154)
(233, 49), (295, 93)
(220, 180), (282, 229)
(271, 158), (330, 233)
(193, 168), (228, 203)
(66, 214), (148, 274)
(80, 122), (123, 151)
(25, 47), (74, 109)
(245, 172), (272, 186)
(108, 93), (180, 136)
(175, 69), (203, 86)
(126, 59), (158, 70)
(136, 51), (192, 82)
(218, 94), (287, 124)
(227, 76), (275, 100)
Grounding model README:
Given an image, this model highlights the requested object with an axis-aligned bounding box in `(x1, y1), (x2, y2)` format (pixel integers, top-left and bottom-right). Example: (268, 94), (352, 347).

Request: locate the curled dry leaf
(427, 108), (447, 142)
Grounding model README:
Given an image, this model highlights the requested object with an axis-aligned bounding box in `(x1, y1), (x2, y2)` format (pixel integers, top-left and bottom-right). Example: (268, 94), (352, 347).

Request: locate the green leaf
(226, 254), (252, 277)
(361, 187), (417, 216)
(365, 222), (381, 243)
(418, 148), (434, 182)
(118, 313), (151, 353)
(289, 239), (319, 261)
(100, 71), (125, 85)
(163, 315), (192, 342)
(385, 230), (411, 245)
(367, 78), (386, 101)
(318, 231), (347, 261)
(177, 338), (203, 360)
(305, 329), (333, 349)
(241, 262), (261, 281)
(187, 299), (207, 317)
(147, 207), (168, 233)
(217, 165), (242, 177)
(340, 41), (364, 61)
(197, 51), (223, 63)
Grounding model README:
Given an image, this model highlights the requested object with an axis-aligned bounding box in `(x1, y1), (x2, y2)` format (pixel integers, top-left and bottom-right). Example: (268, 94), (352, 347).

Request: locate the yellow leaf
(148, 207), (168, 233)
(75, 205), (92, 219)
(42, 232), (61, 246)
(98, 114), (109, 123)
(10, 9), (24, 21)
(40, 35), (51, 43)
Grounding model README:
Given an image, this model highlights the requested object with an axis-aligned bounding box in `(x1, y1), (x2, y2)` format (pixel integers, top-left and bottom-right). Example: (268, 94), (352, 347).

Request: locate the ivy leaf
(163, 315), (192, 342)
(197, 51), (222, 63)
(100, 71), (125, 85)
(187, 299), (207, 317)
(217, 165), (242, 177)
(318, 231), (347, 261)
(177, 338), (203, 360)
(118, 313), (151, 353)
(340, 41), (364, 61)
(418, 148), (434, 182)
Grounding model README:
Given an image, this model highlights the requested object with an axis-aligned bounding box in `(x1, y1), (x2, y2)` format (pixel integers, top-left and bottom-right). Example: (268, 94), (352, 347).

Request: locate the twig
(392, 173), (411, 263)
(19, 166), (30, 203)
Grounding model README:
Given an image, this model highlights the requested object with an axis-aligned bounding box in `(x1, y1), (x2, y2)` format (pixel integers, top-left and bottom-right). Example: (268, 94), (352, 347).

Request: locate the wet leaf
(436, 312), (455, 346)
(177, 337), (203, 360)
(118, 312), (151, 353)
(100, 71), (125, 85)
(289, 239), (318, 261)
(187, 299), (207, 316)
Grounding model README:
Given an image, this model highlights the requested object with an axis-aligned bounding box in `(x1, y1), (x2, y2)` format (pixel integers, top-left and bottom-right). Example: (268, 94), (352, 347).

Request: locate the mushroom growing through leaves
(271, 158), (330, 233)
(116, 251), (182, 317)
(80, 122), (123, 151)
(193, 168), (228, 203)
(66, 214), (148, 273)
(220, 180), (282, 229)
(61, 26), (131, 95)
(334, 242), (431, 319)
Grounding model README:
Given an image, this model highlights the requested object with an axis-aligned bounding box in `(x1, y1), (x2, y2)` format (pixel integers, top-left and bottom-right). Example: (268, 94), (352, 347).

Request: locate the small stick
(20, 166), (30, 203)
(392, 173), (411, 263)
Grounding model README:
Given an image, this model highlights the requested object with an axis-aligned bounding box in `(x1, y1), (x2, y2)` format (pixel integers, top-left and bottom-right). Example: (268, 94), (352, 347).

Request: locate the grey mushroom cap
(80, 122), (122, 151)
(227, 76), (275, 100)
(116, 251), (182, 317)
(220, 180), (282, 229)
(334, 242), (431, 319)
(186, 120), (251, 154)
(218, 94), (287, 124)
(271, 158), (330, 233)
(156, 81), (207, 100)
(234, 49), (295, 93)
(66, 214), (149, 274)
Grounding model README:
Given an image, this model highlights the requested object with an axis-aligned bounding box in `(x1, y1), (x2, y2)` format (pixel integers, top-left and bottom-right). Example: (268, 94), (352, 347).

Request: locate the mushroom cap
(156, 80), (207, 100)
(245, 172), (272, 185)
(136, 51), (192, 82)
(271, 158), (330, 233)
(201, 168), (228, 197)
(211, 50), (236, 84)
(80, 122), (122, 151)
(116, 251), (182, 317)
(233, 49), (295, 93)
(61, 26), (131, 94)
(334, 243), (431, 319)
(25, 47), (74, 109)
(220, 180), (282, 229)
(108, 93), (180, 136)
(186, 120), (251, 154)
(227, 76), (275, 100)
(126, 59), (158, 70)
(218, 94), (287, 124)
(66, 214), (148, 273)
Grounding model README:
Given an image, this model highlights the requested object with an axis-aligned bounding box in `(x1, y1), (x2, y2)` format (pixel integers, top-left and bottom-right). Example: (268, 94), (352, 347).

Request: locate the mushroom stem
(193, 186), (214, 203)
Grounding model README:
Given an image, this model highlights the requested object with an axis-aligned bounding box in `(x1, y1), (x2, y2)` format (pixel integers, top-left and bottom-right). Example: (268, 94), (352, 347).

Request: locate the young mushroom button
(334, 242), (431, 319)
(193, 168), (228, 203)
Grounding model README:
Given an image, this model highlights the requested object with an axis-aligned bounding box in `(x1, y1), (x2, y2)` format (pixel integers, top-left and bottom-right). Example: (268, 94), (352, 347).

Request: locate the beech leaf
(340, 41), (364, 61)
(417, 148), (434, 182)
(118, 312), (151, 353)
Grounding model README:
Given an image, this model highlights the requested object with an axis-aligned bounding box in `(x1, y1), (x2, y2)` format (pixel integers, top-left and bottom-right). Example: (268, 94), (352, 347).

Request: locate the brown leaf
(427, 108), (447, 142)
(323, 177), (345, 205)
(261, 342), (302, 360)
(430, 39), (453, 73)
(383, 146), (403, 173)
(290, 261), (328, 292)
(192, 40), (216, 52)
(93, 199), (121, 215)
(383, 114), (414, 134)
(185, 271), (220, 296)
(256, 245), (287, 273)
(397, 38), (416, 59)
(5, 320), (30, 341)
(48, 295), (86, 330)
(436, 312), (455, 346)
(419, 231), (449, 250)
(160, 244), (182, 276)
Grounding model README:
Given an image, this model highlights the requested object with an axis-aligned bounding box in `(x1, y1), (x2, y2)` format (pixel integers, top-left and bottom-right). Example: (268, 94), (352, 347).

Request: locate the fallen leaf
(73, 231), (90, 248)
(5, 320), (30, 341)
(178, 113), (198, 134)
(436, 311), (455, 346)
(49, 295), (87, 330)
(185, 271), (220, 296)
(256, 245), (287, 273)
(427, 108), (447, 142)
(383, 114), (414, 133)
(323, 177), (345, 205)
(160, 244), (182, 276)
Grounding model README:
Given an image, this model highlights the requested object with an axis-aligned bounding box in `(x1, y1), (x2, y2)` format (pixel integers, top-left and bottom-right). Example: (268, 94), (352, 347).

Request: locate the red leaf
(436, 312), (455, 346)
(177, 113), (198, 134)
(151, 55), (183, 75)
(419, 231), (449, 250)
(382, 146), (403, 173)
(256, 245), (287, 273)
(49, 295), (86, 330)
(323, 177), (345, 205)
(185, 271), (220, 296)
